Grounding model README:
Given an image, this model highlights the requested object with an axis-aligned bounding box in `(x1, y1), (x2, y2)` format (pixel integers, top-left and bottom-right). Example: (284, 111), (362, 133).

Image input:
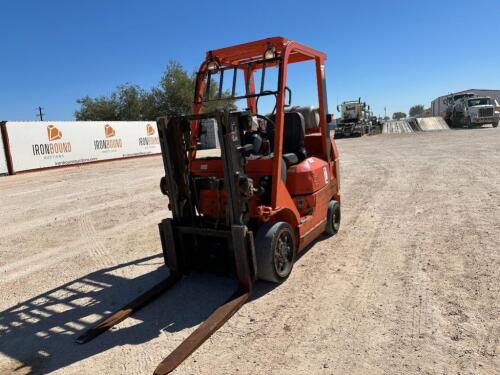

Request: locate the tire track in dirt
(432, 156), (500, 374)
(378, 149), (436, 373)
(78, 213), (116, 269)
(273, 169), (388, 366)
(323, 162), (397, 373)
(0, 210), (162, 283)
(0, 185), (161, 240)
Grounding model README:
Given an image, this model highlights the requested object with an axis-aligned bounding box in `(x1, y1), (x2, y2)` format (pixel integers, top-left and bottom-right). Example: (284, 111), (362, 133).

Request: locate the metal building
(431, 89), (500, 117)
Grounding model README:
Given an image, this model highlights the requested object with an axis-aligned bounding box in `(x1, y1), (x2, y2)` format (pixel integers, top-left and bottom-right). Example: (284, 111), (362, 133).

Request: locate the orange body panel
(192, 154), (338, 252)
(286, 157), (329, 196)
(188, 37), (340, 251)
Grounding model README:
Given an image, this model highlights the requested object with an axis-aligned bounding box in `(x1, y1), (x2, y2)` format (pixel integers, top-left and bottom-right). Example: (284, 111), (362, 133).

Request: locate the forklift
(77, 36), (341, 374)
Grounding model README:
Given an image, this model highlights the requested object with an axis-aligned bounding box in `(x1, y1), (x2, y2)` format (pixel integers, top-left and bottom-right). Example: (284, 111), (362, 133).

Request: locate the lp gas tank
(286, 157), (330, 196)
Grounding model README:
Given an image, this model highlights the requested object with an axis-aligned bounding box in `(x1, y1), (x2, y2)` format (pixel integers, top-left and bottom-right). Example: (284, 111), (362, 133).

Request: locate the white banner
(5, 121), (161, 173)
(0, 129), (8, 175)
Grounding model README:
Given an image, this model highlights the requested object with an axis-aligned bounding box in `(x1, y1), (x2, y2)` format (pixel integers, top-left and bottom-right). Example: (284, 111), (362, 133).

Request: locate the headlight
(264, 47), (276, 60)
(207, 61), (220, 73)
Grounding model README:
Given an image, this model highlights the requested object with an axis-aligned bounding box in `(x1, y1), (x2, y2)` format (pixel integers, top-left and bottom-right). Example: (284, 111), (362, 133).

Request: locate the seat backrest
(283, 112), (307, 161)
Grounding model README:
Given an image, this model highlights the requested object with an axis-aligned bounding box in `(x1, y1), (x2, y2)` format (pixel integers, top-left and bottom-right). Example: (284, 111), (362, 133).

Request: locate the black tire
(255, 222), (296, 283)
(493, 121), (498, 128)
(463, 117), (471, 128)
(325, 200), (341, 235)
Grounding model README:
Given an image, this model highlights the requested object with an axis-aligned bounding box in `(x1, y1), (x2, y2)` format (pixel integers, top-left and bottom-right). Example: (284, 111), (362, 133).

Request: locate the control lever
(237, 144), (254, 153)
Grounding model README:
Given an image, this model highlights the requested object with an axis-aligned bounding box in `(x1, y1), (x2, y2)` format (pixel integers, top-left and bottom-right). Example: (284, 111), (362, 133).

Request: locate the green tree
(114, 84), (146, 120)
(157, 61), (196, 115)
(392, 112), (407, 120)
(75, 83), (152, 121)
(75, 95), (119, 121)
(75, 60), (235, 120)
(409, 104), (425, 117)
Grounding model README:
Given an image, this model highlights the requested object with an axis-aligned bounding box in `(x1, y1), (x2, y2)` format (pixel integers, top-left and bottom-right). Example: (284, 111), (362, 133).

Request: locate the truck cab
(450, 96), (499, 128)
(335, 98), (372, 137)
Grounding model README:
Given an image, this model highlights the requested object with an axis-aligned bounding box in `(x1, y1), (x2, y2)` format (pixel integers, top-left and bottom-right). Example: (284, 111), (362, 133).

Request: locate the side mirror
(326, 113), (333, 123)
(336, 105), (340, 112)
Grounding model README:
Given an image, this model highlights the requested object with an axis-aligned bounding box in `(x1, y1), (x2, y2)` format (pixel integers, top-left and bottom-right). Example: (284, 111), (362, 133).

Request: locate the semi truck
(444, 93), (499, 128)
(335, 98), (372, 137)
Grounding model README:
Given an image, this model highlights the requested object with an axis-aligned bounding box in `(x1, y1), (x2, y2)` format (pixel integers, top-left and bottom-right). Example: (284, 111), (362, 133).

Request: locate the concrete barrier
(382, 120), (414, 134)
(416, 117), (450, 131)
(2, 121), (161, 174)
(382, 117), (450, 134)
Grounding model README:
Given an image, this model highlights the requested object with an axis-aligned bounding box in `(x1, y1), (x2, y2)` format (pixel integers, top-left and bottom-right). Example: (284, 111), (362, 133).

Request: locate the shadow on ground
(0, 254), (245, 374)
(0, 231), (333, 374)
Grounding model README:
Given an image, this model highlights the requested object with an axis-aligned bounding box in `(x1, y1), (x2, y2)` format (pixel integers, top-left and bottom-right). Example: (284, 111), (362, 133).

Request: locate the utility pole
(36, 106), (45, 121)
(384, 106), (387, 119)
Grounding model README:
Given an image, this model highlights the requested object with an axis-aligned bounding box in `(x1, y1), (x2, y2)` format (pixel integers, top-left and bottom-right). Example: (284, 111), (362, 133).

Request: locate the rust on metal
(76, 273), (181, 344)
(76, 271), (251, 375)
(154, 289), (250, 375)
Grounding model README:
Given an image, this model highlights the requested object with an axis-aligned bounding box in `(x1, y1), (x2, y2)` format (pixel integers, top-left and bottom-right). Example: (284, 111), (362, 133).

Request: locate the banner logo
(47, 125), (63, 141)
(94, 124), (122, 150)
(147, 123), (155, 136)
(32, 125), (72, 156)
(105, 124), (116, 138)
(139, 123), (159, 146)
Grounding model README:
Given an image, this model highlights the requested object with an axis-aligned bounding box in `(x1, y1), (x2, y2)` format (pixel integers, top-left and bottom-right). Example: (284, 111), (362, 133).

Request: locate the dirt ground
(1, 127), (499, 375)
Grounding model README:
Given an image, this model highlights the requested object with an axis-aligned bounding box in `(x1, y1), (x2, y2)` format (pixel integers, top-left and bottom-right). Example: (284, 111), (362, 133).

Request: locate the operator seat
(265, 111), (307, 182)
(282, 111), (307, 167)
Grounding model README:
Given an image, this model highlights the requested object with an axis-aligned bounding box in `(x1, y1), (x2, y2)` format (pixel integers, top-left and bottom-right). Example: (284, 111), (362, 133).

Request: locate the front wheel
(492, 121), (499, 128)
(463, 117), (471, 128)
(255, 222), (296, 283)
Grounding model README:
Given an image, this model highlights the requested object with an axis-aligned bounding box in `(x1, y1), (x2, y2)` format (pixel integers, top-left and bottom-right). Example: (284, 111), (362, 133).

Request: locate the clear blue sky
(1, 0), (499, 120)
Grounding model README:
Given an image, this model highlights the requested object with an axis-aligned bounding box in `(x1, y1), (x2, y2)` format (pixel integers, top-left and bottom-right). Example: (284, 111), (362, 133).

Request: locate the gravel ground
(1, 128), (499, 375)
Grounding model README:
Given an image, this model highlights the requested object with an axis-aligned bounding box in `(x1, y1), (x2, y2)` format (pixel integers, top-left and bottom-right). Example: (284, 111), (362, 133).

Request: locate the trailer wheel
(255, 222), (296, 283)
(325, 200), (341, 235)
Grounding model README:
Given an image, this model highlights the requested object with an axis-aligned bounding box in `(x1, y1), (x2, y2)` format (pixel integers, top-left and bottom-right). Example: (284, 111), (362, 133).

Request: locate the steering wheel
(250, 113), (275, 155)
(252, 113), (275, 129)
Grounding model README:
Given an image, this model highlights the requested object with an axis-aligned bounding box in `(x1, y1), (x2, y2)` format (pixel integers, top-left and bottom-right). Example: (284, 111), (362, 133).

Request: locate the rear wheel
(492, 121), (498, 128)
(325, 200), (341, 235)
(255, 222), (296, 283)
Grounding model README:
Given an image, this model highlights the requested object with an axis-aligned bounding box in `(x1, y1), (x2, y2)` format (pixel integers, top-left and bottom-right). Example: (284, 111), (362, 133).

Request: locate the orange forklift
(77, 36), (341, 374)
